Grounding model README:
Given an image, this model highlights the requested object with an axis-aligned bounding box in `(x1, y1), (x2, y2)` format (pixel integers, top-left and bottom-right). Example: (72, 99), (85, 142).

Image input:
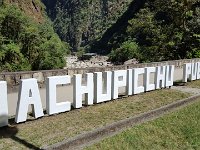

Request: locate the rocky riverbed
(65, 56), (113, 69)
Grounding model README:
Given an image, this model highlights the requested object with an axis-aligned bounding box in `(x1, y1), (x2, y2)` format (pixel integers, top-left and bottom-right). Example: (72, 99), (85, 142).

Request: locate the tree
(20, 26), (41, 69)
(0, 4), (70, 72)
(77, 47), (86, 59)
(109, 40), (140, 64)
(152, 0), (200, 59)
(0, 6), (27, 42)
(0, 43), (30, 72)
(38, 35), (67, 70)
(127, 8), (168, 62)
(125, 0), (200, 62)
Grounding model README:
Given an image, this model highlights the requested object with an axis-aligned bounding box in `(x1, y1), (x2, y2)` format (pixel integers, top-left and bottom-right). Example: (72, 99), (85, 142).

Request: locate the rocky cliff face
(42, 0), (132, 51)
(3, 0), (45, 23)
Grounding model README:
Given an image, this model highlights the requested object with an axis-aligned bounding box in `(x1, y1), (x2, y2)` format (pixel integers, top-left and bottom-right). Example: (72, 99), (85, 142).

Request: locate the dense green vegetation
(109, 40), (140, 64)
(86, 99), (200, 150)
(0, 0), (199, 71)
(0, 3), (69, 72)
(42, 0), (132, 51)
(42, 0), (199, 64)
(125, 0), (200, 62)
(104, 0), (200, 63)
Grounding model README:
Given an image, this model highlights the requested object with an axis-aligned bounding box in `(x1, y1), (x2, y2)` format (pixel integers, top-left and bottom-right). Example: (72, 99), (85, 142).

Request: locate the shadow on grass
(0, 115), (42, 150)
(173, 80), (186, 86)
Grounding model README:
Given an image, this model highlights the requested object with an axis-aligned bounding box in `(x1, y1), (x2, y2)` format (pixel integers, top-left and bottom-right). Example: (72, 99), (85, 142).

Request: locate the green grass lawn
(186, 80), (200, 88)
(85, 99), (200, 150)
(0, 89), (189, 149)
(174, 79), (200, 88)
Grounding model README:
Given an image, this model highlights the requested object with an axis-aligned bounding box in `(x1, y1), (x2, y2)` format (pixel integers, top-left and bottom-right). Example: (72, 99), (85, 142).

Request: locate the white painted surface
(112, 70), (127, 99)
(0, 82), (8, 127)
(165, 65), (174, 87)
(197, 62), (200, 80)
(191, 63), (198, 81)
(183, 63), (192, 82)
(155, 66), (166, 89)
(126, 69), (133, 95)
(5, 67), (184, 117)
(145, 67), (156, 91)
(46, 76), (71, 115)
(73, 73), (94, 108)
(94, 71), (112, 103)
(133, 68), (145, 94)
(15, 79), (44, 123)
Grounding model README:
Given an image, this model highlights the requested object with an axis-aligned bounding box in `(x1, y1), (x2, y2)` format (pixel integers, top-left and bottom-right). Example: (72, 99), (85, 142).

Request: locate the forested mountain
(2, 0), (45, 23)
(43, 0), (200, 64)
(0, 0), (199, 71)
(0, 0), (69, 72)
(42, 0), (133, 51)
(108, 0), (200, 63)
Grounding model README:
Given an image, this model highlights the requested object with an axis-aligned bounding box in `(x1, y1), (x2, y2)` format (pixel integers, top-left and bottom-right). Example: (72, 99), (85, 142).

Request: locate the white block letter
(191, 63), (198, 81)
(112, 70), (127, 99)
(197, 62), (200, 80)
(0, 81), (8, 127)
(183, 63), (191, 82)
(145, 67), (156, 91)
(126, 69), (133, 96)
(156, 66), (166, 89)
(94, 71), (112, 103)
(47, 76), (71, 115)
(133, 68), (145, 94)
(73, 73), (94, 108)
(15, 79), (44, 123)
(165, 65), (175, 87)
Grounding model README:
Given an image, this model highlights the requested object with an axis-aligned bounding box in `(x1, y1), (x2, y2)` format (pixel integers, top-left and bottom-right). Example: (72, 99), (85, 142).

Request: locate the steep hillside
(108, 0), (200, 63)
(90, 0), (147, 54)
(3, 0), (45, 23)
(0, 1), (69, 72)
(42, 0), (132, 51)
(1, 0), (198, 70)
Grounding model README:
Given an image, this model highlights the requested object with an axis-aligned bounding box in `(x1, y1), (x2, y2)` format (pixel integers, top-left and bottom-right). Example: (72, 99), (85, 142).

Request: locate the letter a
(15, 79), (44, 123)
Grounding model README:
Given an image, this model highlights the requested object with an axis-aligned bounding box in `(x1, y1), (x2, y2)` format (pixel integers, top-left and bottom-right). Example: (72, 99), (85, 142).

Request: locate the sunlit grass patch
(186, 80), (200, 88)
(86, 98), (200, 150)
(0, 89), (189, 149)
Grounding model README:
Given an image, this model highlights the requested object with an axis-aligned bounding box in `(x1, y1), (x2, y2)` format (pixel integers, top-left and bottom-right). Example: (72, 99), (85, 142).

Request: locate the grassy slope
(186, 80), (200, 89)
(174, 80), (200, 89)
(86, 96), (200, 150)
(0, 89), (189, 149)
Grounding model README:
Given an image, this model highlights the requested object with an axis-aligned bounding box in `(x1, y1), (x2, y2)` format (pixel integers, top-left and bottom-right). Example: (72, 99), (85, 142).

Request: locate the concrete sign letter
(197, 62), (200, 80)
(112, 70), (127, 99)
(15, 79), (44, 123)
(133, 68), (145, 94)
(73, 73), (94, 108)
(46, 76), (71, 115)
(0, 81), (8, 127)
(126, 69), (133, 96)
(145, 67), (156, 91)
(191, 63), (197, 81)
(183, 63), (192, 82)
(155, 66), (166, 89)
(165, 65), (175, 87)
(94, 71), (112, 103)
